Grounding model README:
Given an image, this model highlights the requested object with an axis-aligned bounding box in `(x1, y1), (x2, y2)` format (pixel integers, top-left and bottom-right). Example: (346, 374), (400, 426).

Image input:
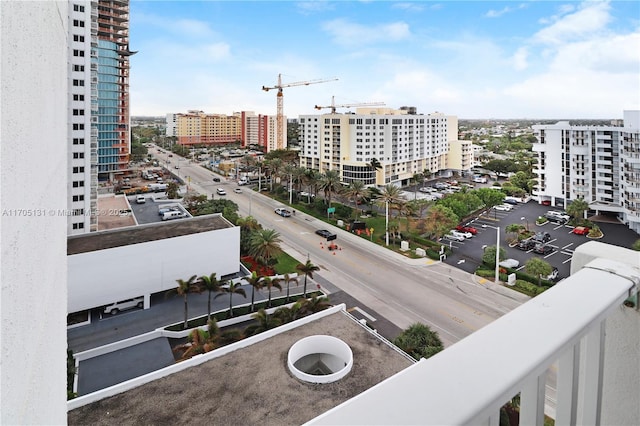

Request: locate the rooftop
(67, 307), (414, 425)
(68, 213), (234, 255)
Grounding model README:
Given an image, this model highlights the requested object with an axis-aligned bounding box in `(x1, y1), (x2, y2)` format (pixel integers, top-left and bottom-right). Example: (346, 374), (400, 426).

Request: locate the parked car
(532, 231), (551, 243)
(103, 297), (144, 315)
(135, 195), (146, 204)
(503, 198), (519, 205)
(499, 258), (520, 269)
(274, 207), (292, 217)
(543, 267), (559, 281)
(494, 204), (512, 211)
(299, 191), (315, 199)
(544, 212), (569, 224)
(456, 225), (478, 235)
(444, 233), (465, 242)
(517, 239), (536, 251)
(572, 226), (590, 235)
(534, 244), (554, 255)
(450, 229), (473, 239)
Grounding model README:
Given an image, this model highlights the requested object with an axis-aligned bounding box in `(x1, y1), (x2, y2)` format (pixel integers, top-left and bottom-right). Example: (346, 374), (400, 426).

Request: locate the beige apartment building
(298, 108), (463, 187)
(169, 110), (281, 152)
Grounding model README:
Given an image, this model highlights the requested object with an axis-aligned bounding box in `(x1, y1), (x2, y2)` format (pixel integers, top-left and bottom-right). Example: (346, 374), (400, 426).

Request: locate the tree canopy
(393, 323), (443, 361)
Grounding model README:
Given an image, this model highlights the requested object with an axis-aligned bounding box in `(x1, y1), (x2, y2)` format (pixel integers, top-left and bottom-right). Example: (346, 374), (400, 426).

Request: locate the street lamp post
(483, 224), (501, 283)
(385, 200), (389, 246)
(521, 216), (529, 232)
(289, 173), (293, 205)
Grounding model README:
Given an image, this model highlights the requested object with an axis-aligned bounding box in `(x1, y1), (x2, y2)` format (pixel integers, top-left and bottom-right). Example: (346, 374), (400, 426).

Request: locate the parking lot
(441, 201), (640, 282)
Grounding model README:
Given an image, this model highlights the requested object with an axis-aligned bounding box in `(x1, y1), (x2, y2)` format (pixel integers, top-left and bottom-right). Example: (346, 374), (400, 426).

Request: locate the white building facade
(532, 110), (640, 233)
(298, 108), (455, 187)
(1, 2), (69, 423)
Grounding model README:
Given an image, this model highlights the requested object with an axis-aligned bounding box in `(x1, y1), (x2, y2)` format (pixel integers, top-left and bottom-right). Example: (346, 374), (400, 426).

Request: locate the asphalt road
(155, 151), (530, 348)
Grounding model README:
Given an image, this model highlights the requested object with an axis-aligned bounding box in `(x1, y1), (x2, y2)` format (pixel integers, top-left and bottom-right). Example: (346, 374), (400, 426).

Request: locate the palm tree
(378, 184), (403, 245)
(368, 158), (382, 185)
(249, 228), (283, 269)
(505, 223), (524, 243)
(292, 166), (307, 194)
(199, 273), (222, 320)
(304, 168), (322, 199)
(262, 276), (283, 308)
(244, 309), (282, 336)
(343, 180), (366, 219)
(412, 172), (424, 201)
(168, 275), (201, 329)
(298, 295), (331, 315)
(242, 271), (264, 312)
(296, 259), (320, 297)
(214, 280), (247, 318)
(264, 157), (283, 191)
(320, 169), (341, 207)
(282, 272), (298, 302)
(567, 197), (589, 221)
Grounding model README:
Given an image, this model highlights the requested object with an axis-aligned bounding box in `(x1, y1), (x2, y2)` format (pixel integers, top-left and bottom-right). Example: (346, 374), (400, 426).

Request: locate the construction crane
(315, 96), (385, 114)
(262, 74), (338, 150)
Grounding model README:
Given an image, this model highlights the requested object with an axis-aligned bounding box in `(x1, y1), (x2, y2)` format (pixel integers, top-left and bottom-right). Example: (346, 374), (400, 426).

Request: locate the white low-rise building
(67, 214), (239, 315)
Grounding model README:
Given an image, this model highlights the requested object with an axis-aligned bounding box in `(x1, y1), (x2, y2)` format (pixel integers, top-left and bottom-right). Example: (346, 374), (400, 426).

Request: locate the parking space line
(544, 252), (557, 259)
(562, 243), (574, 250)
(562, 258), (572, 264)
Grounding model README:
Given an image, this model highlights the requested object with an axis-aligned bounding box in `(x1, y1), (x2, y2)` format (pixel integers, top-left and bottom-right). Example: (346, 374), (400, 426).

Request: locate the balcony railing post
(520, 373), (546, 426)
(580, 320), (605, 425)
(556, 343), (580, 425)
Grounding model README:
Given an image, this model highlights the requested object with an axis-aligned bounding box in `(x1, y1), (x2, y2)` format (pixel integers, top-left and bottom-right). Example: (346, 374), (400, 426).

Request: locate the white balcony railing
(310, 242), (639, 426)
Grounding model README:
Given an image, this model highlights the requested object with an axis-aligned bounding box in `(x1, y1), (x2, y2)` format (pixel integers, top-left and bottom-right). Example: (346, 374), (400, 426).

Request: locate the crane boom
(262, 74), (338, 150)
(314, 96), (385, 114)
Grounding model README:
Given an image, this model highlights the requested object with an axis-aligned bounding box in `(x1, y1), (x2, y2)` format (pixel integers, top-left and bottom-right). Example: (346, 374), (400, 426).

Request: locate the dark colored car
(534, 244), (554, 255)
(456, 225), (478, 235)
(517, 239), (536, 251)
(503, 198), (518, 205)
(315, 229), (337, 241)
(533, 232), (551, 243)
(212, 177), (221, 182)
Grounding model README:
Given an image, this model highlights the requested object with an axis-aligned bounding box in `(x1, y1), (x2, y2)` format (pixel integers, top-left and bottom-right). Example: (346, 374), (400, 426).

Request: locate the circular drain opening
(288, 335), (353, 384)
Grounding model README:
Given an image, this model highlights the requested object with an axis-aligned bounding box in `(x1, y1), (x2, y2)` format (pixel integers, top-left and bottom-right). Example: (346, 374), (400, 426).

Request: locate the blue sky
(130, 1), (640, 119)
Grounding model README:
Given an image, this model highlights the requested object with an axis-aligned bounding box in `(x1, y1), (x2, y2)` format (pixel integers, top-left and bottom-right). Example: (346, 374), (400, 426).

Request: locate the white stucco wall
(68, 226), (240, 313)
(1, 1), (69, 423)
(573, 242), (640, 425)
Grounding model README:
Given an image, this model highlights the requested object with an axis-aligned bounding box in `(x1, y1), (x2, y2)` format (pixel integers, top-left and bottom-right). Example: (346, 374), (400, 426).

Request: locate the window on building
(73, 4), (85, 12)
(73, 34), (85, 42)
(73, 19), (85, 27)
(73, 65), (85, 72)
(72, 109), (85, 116)
(72, 152), (85, 159)
(72, 195), (85, 202)
(72, 222), (85, 230)
(72, 79), (84, 87)
(73, 49), (85, 57)
(73, 94), (85, 101)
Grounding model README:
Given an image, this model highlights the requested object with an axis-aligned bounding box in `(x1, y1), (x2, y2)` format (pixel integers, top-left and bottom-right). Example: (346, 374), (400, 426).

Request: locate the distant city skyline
(130, 1), (639, 119)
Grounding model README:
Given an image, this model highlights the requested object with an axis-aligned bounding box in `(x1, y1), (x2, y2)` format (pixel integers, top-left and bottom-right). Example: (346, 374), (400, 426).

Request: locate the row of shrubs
(476, 268), (553, 297)
(165, 291), (323, 332)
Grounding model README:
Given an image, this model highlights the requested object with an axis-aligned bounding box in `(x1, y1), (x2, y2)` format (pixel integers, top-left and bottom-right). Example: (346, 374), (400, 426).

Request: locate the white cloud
(512, 47), (529, 71)
(322, 19), (411, 47)
(392, 3), (425, 13)
(533, 1), (612, 45)
(135, 14), (216, 39)
(485, 3), (527, 18)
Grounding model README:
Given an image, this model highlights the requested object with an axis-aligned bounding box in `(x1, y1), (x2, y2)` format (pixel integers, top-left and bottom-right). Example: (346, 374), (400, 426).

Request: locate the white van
(162, 210), (186, 221)
(103, 297), (144, 315)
